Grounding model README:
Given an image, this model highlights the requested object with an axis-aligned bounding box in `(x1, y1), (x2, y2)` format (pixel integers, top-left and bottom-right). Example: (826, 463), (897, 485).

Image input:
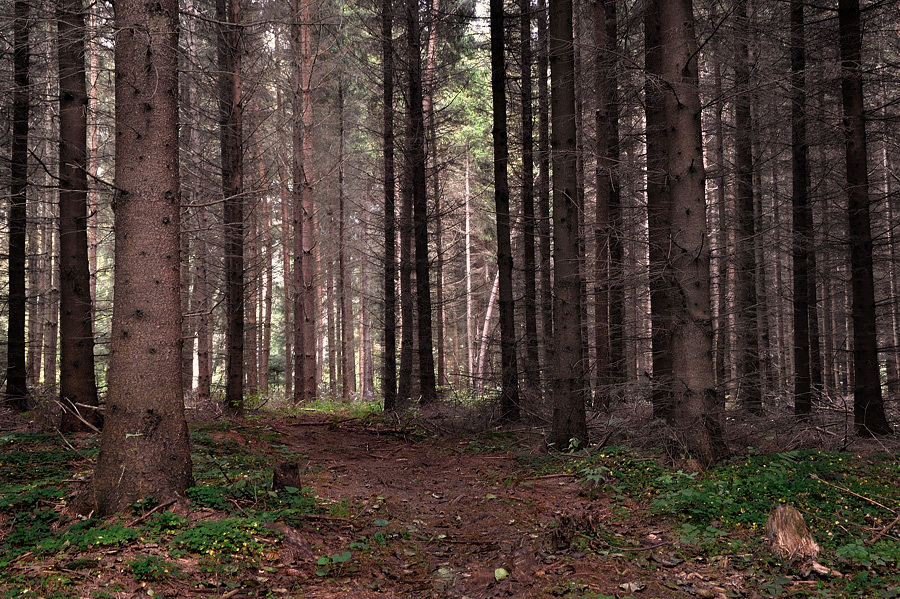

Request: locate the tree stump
(765, 504), (841, 578)
(271, 461), (302, 491)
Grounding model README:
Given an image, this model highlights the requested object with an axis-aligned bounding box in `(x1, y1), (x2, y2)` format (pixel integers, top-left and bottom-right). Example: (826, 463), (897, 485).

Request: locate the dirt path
(244, 417), (730, 598)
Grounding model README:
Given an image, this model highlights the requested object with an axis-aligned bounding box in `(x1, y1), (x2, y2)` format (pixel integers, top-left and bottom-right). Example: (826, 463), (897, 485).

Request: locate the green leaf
(494, 567), (509, 581)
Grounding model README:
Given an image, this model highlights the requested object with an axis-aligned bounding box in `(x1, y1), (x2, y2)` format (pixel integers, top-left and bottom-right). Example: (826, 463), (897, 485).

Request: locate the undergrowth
(572, 446), (900, 598)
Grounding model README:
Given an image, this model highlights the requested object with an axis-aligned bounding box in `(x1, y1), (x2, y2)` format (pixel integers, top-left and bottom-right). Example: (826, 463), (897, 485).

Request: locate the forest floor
(2, 402), (900, 598)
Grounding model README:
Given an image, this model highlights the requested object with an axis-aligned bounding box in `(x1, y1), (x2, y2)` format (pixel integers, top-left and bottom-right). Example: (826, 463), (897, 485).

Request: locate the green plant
(171, 518), (277, 562)
(128, 555), (180, 581)
(315, 551), (353, 577)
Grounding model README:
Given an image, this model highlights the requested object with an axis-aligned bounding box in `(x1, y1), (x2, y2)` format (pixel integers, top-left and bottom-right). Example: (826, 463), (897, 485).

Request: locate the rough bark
(86, 0), (193, 514)
(536, 0), (553, 377)
(546, 0), (587, 449)
(647, 0), (728, 467)
(58, 0), (101, 431)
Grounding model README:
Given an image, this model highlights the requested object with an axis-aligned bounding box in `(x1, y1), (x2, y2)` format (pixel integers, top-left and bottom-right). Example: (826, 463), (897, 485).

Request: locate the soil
(7, 413), (762, 598)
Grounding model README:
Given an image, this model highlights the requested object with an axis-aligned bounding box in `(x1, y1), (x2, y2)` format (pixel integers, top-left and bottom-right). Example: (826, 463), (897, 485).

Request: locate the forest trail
(224, 415), (739, 598)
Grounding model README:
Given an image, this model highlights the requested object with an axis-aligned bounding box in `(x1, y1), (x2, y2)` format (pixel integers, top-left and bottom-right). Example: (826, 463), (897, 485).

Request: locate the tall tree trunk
(647, 0), (728, 466)
(536, 0), (553, 379)
(465, 145), (475, 386)
(593, 0), (619, 408)
(791, 0), (813, 417)
(219, 0), (244, 415)
(293, 0), (317, 403)
(6, 0), (30, 410)
(381, 0), (398, 410)
(733, 0), (761, 414)
(838, 0), (892, 436)
(405, 0), (436, 405)
(546, 0), (587, 449)
(490, 0), (520, 420)
(520, 0), (540, 396)
(87, 0), (193, 514)
(338, 79), (356, 399)
(58, 0), (101, 431)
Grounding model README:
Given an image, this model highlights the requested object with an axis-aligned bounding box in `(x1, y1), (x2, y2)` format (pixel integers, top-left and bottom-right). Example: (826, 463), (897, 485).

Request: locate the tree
(490, 0), (520, 420)
(646, 0), (727, 466)
(87, 0), (193, 514)
(381, 0), (398, 411)
(546, 0), (587, 449)
(791, 0), (813, 417)
(838, 0), (892, 436)
(407, 0), (437, 405)
(219, 0), (245, 415)
(6, 0), (30, 411)
(58, 0), (101, 431)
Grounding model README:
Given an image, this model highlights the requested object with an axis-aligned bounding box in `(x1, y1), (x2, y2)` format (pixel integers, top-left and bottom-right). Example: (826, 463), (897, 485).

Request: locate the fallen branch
(810, 474), (897, 515)
(127, 499), (177, 527)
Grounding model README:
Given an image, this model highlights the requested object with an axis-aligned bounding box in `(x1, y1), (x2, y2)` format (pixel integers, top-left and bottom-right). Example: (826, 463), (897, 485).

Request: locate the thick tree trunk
(381, 0), (398, 410)
(407, 0), (437, 405)
(219, 0), (244, 415)
(536, 0), (553, 379)
(838, 0), (892, 436)
(546, 0), (587, 449)
(58, 0), (101, 431)
(647, 0), (728, 467)
(6, 0), (30, 410)
(490, 0), (520, 420)
(87, 0), (193, 514)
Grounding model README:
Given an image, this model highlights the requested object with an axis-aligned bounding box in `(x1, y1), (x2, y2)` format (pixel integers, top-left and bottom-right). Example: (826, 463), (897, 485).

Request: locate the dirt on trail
(210, 415), (738, 599)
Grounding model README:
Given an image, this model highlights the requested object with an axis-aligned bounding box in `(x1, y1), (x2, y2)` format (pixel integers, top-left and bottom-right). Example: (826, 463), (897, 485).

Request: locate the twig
(54, 398), (100, 433)
(525, 473), (576, 481)
(56, 430), (86, 459)
(868, 513), (900, 545)
(599, 540), (672, 552)
(810, 474), (897, 515)
(128, 499), (177, 527)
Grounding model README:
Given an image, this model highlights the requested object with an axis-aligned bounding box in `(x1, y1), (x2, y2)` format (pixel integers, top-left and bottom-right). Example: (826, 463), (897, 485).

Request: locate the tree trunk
(520, 0), (540, 396)
(219, 0), (244, 415)
(490, 0), (521, 420)
(536, 0), (553, 379)
(791, 0), (813, 417)
(838, 0), (892, 436)
(381, 0), (398, 410)
(87, 0), (193, 514)
(338, 79), (356, 399)
(647, 0), (728, 467)
(407, 0), (437, 405)
(546, 0), (587, 449)
(293, 0), (317, 403)
(733, 0), (761, 414)
(6, 0), (30, 410)
(58, 0), (101, 431)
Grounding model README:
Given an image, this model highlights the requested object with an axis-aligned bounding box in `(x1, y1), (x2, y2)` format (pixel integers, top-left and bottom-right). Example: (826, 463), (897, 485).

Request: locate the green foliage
(171, 518), (277, 562)
(315, 550), (354, 577)
(141, 512), (189, 536)
(573, 446), (667, 499)
(66, 521), (140, 550)
(128, 555), (180, 581)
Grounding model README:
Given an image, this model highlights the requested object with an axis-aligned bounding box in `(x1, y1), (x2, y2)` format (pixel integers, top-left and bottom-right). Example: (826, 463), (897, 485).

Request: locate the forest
(2, 0), (900, 595)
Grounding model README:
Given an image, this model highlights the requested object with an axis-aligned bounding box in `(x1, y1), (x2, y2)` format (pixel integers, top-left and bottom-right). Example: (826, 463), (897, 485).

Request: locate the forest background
(2, 0), (900, 488)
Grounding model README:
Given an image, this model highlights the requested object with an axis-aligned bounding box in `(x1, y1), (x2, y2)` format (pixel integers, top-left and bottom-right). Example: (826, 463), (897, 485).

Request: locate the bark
(536, 0), (553, 376)
(381, 0), (398, 410)
(733, 0), (761, 414)
(406, 0), (437, 404)
(219, 0), (244, 415)
(791, 0), (812, 417)
(6, 0), (30, 410)
(87, 0), (193, 514)
(838, 0), (892, 436)
(546, 0), (587, 449)
(58, 0), (101, 431)
(520, 0), (540, 395)
(490, 0), (521, 420)
(338, 79), (356, 399)
(293, 0), (317, 403)
(647, 0), (728, 467)
(465, 146), (475, 385)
